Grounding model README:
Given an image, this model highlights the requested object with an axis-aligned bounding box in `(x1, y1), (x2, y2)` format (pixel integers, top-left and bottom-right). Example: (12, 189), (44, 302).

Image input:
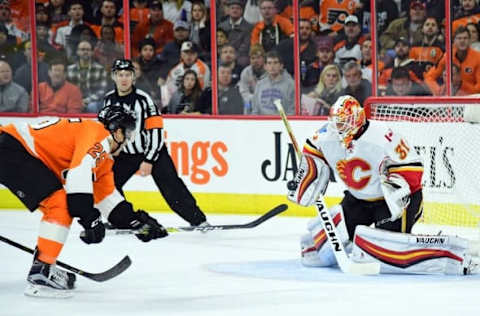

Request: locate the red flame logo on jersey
(336, 158), (371, 190)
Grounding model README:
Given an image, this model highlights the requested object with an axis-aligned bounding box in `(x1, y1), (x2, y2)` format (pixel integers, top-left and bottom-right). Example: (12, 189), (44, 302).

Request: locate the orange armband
(145, 116), (163, 130)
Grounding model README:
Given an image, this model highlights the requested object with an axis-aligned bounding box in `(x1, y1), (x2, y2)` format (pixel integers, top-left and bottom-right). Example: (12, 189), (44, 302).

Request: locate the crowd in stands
(0, 0), (479, 115)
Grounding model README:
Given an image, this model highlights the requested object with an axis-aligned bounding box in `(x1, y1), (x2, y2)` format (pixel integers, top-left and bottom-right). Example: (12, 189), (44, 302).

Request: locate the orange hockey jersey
(0, 118), (123, 207)
(318, 0), (358, 33)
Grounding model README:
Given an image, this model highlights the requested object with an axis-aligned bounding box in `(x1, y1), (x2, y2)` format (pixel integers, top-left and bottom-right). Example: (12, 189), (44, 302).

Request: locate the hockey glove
(78, 209), (105, 244)
(131, 210), (168, 242)
(380, 173), (411, 221)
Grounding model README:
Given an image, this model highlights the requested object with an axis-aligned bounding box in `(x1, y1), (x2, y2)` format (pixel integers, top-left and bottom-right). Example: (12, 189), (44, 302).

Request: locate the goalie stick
(106, 204), (288, 235)
(274, 99), (380, 275)
(0, 235), (131, 282)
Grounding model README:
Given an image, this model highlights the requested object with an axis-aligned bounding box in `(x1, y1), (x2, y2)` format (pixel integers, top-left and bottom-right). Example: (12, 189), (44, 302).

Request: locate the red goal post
(365, 97), (480, 237)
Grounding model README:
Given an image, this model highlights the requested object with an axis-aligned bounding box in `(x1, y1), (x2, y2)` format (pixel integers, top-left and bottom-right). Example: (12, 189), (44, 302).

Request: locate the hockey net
(366, 98), (480, 240)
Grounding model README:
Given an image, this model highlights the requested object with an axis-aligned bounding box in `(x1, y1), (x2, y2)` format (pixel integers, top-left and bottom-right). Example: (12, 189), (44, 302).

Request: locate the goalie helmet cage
(365, 97), (480, 240)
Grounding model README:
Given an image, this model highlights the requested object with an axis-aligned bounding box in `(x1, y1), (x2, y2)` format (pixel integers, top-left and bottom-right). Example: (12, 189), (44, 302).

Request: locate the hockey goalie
(288, 95), (480, 275)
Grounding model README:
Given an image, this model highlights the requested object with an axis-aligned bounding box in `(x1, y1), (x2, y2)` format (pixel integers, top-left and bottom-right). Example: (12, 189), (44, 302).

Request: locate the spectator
(454, 0), (480, 20)
(334, 15), (366, 67)
(93, 24), (124, 72)
(46, 0), (69, 25)
(158, 19), (190, 77)
(136, 37), (164, 94)
(165, 41), (211, 97)
(361, 0), (399, 36)
(303, 37), (335, 93)
(466, 22), (480, 51)
(39, 58), (84, 113)
(132, 0), (174, 57)
(162, 0), (191, 23)
(217, 64), (244, 114)
(0, 1), (27, 41)
(13, 41), (49, 93)
(452, 0), (480, 34)
(166, 69), (209, 114)
(278, 0), (318, 32)
(0, 23), (22, 70)
(0, 60), (28, 112)
(132, 60), (161, 106)
(36, 22), (62, 62)
(66, 40), (108, 112)
(378, 37), (422, 92)
(409, 16), (444, 78)
(342, 60), (372, 105)
(318, 0), (359, 36)
(425, 26), (480, 95)
(437, 64), (470, 96)
(307, 64), (343, 116)
(251, 0), (294, 52)
(123, 0), (149, 29)
(65, 24), (98, 61)
(6, 0), (28, 33)
(216, 28), (229, 52)
(379, 1), (427, 56)
(53, 1), (88, 50)
(384, 67), (431, 96)
(218, 0), (253, 68)
(238, 44), (267, 113)
(275, 19), (317, 84)
(359, 35), (383, 83)
(251, 50), (295, 115)
(218, 44), (242, 84)
(90, 0), (123, 44)
(92, 0), (120, 26)
(189, 0), (210, 62)
(216, 0), (231, 24)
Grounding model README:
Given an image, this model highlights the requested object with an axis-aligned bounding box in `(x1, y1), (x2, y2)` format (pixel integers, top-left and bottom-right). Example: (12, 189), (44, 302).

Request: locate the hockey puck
(287, 180), (297, 190)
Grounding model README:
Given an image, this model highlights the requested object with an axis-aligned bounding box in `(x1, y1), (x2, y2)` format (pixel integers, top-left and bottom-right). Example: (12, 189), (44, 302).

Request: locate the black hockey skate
(25, 259), (76, 298)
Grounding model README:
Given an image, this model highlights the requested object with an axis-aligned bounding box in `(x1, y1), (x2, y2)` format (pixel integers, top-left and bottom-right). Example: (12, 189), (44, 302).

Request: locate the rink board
(0, 116), (478, 224)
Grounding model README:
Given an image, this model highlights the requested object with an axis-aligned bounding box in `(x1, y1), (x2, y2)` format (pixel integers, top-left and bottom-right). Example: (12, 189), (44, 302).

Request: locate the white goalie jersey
(303, 120), (424, 200)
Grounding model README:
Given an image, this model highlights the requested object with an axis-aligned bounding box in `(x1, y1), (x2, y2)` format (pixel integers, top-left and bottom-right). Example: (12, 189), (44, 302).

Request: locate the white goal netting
(368, 102), (480, 239)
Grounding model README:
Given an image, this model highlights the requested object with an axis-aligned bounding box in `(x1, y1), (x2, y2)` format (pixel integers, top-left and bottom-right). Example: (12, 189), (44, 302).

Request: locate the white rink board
(0, 116), (477, 204)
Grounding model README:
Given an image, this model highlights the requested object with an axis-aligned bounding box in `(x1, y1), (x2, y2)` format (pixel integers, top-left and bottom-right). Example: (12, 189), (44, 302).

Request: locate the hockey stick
(107, 204), (288, 235)
(274, 99), (380, 275)
(0, 235), (132, 282)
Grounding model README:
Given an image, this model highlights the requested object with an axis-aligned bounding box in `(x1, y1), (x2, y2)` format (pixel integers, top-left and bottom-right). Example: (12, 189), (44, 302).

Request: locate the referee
(100, 59), (209, 227)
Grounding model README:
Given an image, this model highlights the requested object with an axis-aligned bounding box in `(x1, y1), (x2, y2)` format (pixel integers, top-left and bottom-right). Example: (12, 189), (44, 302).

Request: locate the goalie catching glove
(287, 153), (330, 206)
(380, 173), (411, 221)
(130, 210), (168, 242)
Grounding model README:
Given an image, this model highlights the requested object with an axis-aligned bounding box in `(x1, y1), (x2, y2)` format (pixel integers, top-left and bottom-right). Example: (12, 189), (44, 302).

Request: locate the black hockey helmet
(111, 59), (135, 73)
(98, 106), (137, 139)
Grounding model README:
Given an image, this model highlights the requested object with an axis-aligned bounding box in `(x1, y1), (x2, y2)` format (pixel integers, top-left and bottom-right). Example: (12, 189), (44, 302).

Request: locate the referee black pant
(113, 146), (207, 226)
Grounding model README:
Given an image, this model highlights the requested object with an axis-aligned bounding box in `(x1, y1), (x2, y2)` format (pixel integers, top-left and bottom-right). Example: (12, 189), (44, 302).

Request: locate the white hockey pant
(300, 205), (351, 267)
(351, 225), (475, 275)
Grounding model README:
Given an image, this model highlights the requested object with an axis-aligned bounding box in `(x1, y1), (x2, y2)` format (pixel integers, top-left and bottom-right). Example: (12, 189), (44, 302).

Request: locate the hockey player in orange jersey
(0, 107), (168, 298)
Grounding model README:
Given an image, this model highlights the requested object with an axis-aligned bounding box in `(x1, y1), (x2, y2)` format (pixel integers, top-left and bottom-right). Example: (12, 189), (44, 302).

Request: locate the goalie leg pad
(351, 225), (475, 275)
(288, 153), (330, 206)
(300, 205), (351, 267)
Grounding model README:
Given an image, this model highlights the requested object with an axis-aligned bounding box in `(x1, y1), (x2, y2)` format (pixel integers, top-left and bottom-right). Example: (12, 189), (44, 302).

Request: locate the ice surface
(1, 210), (480, 316)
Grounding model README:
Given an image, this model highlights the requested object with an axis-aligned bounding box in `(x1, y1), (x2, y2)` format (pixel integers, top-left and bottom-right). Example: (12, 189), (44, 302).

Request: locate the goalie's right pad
(300, 205), (351, 267)
(351, 225), (478, 275)
(288, 153), (330, 206)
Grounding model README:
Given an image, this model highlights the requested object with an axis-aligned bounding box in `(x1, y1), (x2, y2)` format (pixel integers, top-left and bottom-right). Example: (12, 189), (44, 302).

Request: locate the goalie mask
(329, 95), (366, 148)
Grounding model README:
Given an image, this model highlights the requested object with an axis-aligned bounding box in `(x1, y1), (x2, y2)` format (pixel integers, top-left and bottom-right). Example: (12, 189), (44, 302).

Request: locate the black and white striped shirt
(101, 87), (163, 162)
